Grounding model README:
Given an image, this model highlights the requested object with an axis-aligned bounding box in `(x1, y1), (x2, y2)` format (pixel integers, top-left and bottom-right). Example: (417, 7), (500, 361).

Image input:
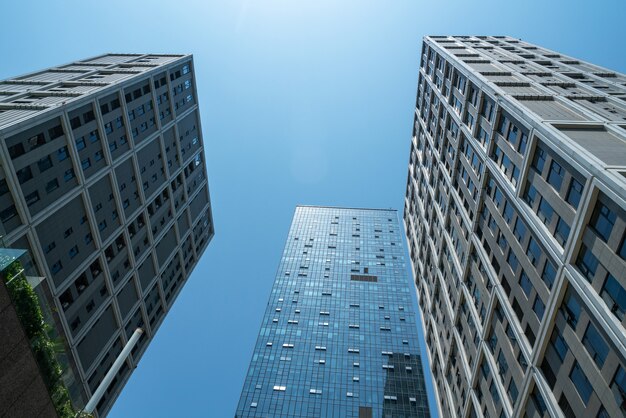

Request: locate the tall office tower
(404, 35), (626, 418)
(236, 206), (431, 417)
(0, 54), (213, 415)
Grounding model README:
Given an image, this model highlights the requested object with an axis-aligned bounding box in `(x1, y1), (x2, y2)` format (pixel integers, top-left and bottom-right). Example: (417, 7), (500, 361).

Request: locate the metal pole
(83, 328), (143, 414)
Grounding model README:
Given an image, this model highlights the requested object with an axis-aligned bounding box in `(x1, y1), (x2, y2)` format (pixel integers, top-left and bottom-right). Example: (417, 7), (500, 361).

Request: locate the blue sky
(1, 1), (625, 417)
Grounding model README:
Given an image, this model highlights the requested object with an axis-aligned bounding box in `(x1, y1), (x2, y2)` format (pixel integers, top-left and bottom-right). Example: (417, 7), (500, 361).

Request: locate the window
(537, 198), (554, 225)
(64, 168), (75, 182)
(582, 323), (609, 369)
(569, 361), (593, 404)
(44, 241), (56, 254)
(601, 273), (626, 321)
(513, 218), (526, 243)
(466, 84), (478, 106)
(611, 366), (626, 414)
(8, 143), (25, 158)
(507, 250), (518, 272)
(82, 158), (91, 170)
(532, 147), (546, 173)
(76, 137), (86, 151)
(57, 146), (69, 161)
(547, 160), (564, 191)
(508, 125), (519, 144)
(508, 380), (518, 404)
(453, 97), (463, 114)
(496, 351), (509, 377)
(518, 132), (528, 154)
(478, 127), (490, 146)
(576, 244), (599, 282)
(526, 237), (542, 267)
(563, 291), (581, 328)
(48, 125), (64, 139)
(519, 272), (532, 297)
(449, 120), (459, 139)
(530, 387), (548, 415)
(465, 112), (475, 129)
(45, 179), (59, 194)
(512, 165), (520, 186)
(68, 245), (79, 259)
(0, 181), (8, 197)
(70, 316), (81, 331)
(541, 260), (556, 289)
(83, 110), (95, 123)
(619, 236), (626, 261)
(533, 296), (545, 319)
(16, 166), (33, 183)
(453, 74), (466, 93)
(51, 260), (63, 274)
(559, 394), (575, 417)
(566, 178), (583, 207)
(503, 201), (514, 224)
(29, 133), (47, 150)
(35, 156), (52, 174)
(524, 184), (538, 207)
(70, 116), (81, 129)
(24, 191), (39, 206)
(551, 331), (568, 362)
(87, 129), (98, 143)
(540, 358), (556, 386)
(554, 218), (571, 247)
(590, 201), (616, 242)
(493, 187), (504, 208)
(489, 381), (500, 404)
(497, 115), (508, 135)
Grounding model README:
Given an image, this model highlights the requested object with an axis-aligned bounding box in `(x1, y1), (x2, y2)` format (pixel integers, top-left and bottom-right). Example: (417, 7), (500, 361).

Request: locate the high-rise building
(0, 54), (213, 415)
(404, 35), (626, 418)
(236, 205), (431, 418)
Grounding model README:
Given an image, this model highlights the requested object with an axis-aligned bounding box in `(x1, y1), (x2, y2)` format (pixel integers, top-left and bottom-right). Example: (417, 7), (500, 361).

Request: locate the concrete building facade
(403, 36), (626, 417)
(0, 54), (214, 415)
(236, 206), (431, 418)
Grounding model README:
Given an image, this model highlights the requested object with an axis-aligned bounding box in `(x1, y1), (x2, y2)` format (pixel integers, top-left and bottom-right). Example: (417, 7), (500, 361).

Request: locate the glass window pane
(569, 361), (593, 405)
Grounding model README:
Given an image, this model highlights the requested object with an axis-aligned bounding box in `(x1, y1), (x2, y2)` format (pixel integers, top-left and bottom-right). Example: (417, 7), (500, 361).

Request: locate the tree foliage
(4, 261), (75, 418)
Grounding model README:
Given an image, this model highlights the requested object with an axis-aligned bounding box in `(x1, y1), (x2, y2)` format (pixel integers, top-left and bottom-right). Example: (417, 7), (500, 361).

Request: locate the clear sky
(1, 1), (625, 417)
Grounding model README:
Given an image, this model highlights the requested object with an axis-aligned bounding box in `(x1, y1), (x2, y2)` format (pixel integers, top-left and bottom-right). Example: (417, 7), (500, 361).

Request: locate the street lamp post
(81, 327), (144, 415)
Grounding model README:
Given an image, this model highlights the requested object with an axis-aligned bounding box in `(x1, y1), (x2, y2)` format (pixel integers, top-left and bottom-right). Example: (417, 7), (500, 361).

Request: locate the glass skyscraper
(236, 205), (431, 418)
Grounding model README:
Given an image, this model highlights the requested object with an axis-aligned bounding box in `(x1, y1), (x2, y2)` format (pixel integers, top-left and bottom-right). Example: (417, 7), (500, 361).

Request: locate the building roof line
(296, 204), (397, 212)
